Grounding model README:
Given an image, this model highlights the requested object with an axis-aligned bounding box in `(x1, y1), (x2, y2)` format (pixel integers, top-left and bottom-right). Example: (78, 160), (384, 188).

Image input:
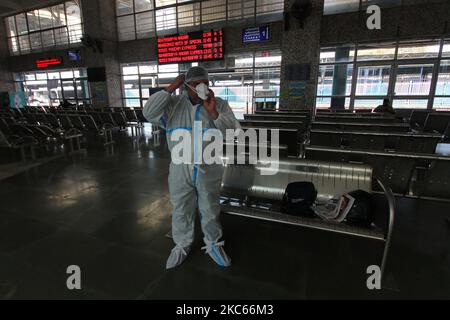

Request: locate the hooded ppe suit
(143, 85), (240, 264)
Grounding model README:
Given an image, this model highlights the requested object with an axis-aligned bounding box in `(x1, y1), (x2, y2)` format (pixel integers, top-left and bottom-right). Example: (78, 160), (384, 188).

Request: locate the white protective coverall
(143, 87), (240, 267)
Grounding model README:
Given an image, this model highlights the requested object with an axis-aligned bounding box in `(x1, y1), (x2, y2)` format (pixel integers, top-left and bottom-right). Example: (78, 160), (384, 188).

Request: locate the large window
(120, 49), (281, 118)
(5, 1), (83, 56)
(14, 69), (91, 106)
(323, 0), (429, 15)
(116, 0), (284, 41)
(317, 38), (450, 110)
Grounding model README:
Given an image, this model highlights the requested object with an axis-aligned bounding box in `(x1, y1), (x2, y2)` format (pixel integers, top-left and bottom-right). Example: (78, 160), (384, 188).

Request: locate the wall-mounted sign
(255, 90), (277, 98)
(68, 50), (81, 61)
(288, 81), (307, 100)
(36, 58), (63, 68)
(242, 26), (270, 43)
(9, 91), (26, 108)
(157, 29), (224, 64)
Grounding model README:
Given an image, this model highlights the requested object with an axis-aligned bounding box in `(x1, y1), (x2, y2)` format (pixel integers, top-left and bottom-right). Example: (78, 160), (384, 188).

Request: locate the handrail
(305, 145), (450, 161)
(376, 177), (395, 284)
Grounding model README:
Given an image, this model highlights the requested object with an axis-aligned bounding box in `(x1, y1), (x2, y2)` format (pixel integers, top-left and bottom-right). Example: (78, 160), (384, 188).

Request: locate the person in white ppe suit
(143, 66), (240, 269)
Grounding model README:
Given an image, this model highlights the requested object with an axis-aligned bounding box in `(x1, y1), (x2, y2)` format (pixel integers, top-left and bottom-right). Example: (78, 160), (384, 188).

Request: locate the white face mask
(185, 82), (209, 100)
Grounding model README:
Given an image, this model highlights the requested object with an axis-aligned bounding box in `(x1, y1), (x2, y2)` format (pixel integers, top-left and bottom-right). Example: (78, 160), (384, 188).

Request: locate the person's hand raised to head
(203, 89), (218, 120)
(166, 74), (186, 94)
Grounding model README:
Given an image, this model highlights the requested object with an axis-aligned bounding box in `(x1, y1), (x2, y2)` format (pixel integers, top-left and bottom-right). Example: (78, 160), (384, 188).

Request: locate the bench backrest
(423, 113), (450, 134)
(221, 159), (373, 201)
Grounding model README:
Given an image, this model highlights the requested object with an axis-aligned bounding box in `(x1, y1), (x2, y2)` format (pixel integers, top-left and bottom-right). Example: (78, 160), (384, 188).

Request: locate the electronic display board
(157, 29), (223, 64)
(36, 57), (63, 68)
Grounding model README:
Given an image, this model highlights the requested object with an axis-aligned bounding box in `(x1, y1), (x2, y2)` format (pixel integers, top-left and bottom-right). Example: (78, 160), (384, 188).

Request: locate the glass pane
(256, 0), (284, 16)
(9, 37), (19, 54)
(136, 11), (155, 39)
(41, 30), (55, 48)
(254, 67), (280, 112)
(51, 4), (67, 27)
(24, 80), (50, 106)
(66, 1), (82, 25)
(230, 53), (254, 68)
(156, 8), (177, 33)
(16, 13), (28, 35)
(134, 0), (153, 12)
(357, 42), (396, 61)
(323, 0), (359, 15)
(361, 0), (402, 10)
(255, 50), (282, 67)
(443, 40), (450, 58)
(139, 64), (158, 74)
(356, 65), (390, 96)
(61, 70), (74, 78)
(320, 45), (355, 63)
(354, 99), (385, 109)
(123, 66), (139, 75)
(124, 98), (141, 107)
(202, 0), (226, 25)
(397, 40), (440, 59)
(48, 72), (60, 79)
(395, 64), (433, 96)
(27, 10), (40, 32)
(54, 27), (69, 45)
(140, 75), (157, 98)
(123, 75), (140, 98)
(177, 3), (201, 29)
(436, 60), (450, 96)
(392, 99), (428, 109)
(317, 64), (353, 97)
(316, 97), (331, 109)
(62, 80), (76, 99)
(29, 33), (42, 50)
(155, 0), (176, 7)
(433, 98), (450, 110)
(18, 35), (31, 53)
(6, 16), (17, 37)
(38, 8), (53, 30)
(118, 15), (135, 41)
(228, 0), (255, 21)
(36, 73), (47, 80)
(117, 0), (134, 15)
(210, 69), (253, 117)
(158, 64), (178, 75)
(68, 24), (83, 43)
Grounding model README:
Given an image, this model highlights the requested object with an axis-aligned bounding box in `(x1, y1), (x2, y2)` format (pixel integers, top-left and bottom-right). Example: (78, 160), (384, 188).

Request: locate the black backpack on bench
(282, 181), (317, 217)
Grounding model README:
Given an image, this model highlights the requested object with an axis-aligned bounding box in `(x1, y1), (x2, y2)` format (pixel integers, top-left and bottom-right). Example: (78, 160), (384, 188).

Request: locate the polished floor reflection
(0, 128), (449, 299)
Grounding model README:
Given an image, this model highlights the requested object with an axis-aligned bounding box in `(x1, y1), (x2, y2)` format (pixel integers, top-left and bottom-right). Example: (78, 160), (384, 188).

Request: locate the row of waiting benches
(235, 110), (450, 201)
(0, 106), (153, 161)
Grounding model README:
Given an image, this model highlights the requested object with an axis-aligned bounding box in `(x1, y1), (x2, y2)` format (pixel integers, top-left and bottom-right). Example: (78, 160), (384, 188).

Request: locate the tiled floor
(0, 129), (449, 299)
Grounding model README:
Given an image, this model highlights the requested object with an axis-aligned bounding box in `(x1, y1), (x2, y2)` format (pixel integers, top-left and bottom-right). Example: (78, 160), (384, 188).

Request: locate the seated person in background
(373, 98), (395, 115)
(60, 99), (75, 108)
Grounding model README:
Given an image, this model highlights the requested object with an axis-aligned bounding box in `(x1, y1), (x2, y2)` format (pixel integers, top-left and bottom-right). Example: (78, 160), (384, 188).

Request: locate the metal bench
(244, 114), (309, 124)
(410, 110), (433, 130)
(239, 120), (306, 134)
(314, 115), (399, 123)
(304, 145), (450, 200)
(312, 121), (410, 133)
(309, 129), (443, 154)
(423, 113), (450, 136)
(240, 126), (299, 156)
(220, 158), (395, 285)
